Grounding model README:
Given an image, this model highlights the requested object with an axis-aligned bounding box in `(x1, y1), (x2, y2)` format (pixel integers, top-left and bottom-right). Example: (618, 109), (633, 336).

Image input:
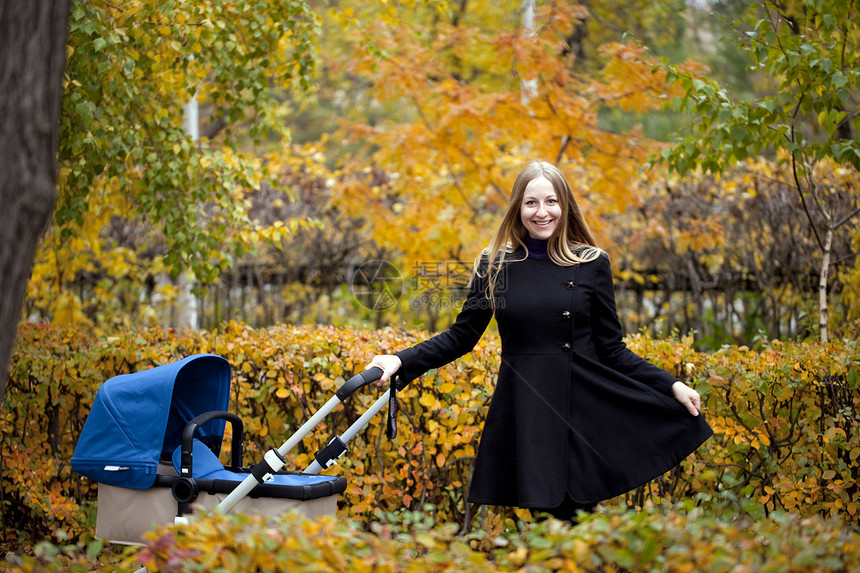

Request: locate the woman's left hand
(671, 381), (702, 416)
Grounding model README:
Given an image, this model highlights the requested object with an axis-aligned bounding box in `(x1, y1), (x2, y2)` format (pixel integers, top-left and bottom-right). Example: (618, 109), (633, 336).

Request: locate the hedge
(1, 323), (859, 549)
(4, 506), (860, 572)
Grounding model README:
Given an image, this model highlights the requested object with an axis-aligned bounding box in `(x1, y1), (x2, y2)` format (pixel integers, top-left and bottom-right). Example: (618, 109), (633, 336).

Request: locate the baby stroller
(71, 354), (392, 544)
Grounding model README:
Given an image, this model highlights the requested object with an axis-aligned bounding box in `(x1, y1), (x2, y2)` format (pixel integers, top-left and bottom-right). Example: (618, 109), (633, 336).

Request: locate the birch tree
(658, 0), (860, 342)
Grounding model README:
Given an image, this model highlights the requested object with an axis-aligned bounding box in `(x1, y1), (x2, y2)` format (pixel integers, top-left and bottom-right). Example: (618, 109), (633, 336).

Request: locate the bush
(4, 505), (860, 572)
(654, 337), (860, 521)
(2, 323), (859, 551)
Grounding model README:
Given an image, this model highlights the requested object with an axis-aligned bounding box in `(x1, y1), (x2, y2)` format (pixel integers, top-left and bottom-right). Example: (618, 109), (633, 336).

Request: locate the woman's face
(520, 176), (562, 240)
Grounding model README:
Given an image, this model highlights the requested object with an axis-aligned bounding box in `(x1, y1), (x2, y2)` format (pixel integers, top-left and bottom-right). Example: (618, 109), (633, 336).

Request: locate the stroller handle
(335, 367), (383, 400)
(335, 367), (410, 401)
(217, 366), (407, 514)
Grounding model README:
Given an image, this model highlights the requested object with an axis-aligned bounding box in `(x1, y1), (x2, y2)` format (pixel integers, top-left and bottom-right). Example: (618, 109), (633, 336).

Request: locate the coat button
(562, 310), (571, 319)
(562, 343), (571, 351)
(565, 280), (575, 289)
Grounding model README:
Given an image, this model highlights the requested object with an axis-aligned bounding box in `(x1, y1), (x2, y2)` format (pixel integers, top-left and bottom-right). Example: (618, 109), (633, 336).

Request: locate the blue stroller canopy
(72, 354), (231, 490)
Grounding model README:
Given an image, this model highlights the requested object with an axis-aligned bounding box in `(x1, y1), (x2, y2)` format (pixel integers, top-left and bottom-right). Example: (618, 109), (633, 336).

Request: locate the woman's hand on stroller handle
(366, 355), (402, 386)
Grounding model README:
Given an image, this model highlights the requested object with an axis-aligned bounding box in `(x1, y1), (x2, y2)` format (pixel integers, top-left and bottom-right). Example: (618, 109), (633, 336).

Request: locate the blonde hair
(478, 161), (601, 305)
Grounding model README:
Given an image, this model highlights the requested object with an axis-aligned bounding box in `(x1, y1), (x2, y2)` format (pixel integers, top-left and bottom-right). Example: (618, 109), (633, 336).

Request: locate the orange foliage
(327, 2), (680, 269)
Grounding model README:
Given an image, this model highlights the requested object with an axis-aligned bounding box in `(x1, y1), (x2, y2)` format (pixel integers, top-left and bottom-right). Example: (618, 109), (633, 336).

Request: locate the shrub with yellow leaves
(2, 323), (858, 555)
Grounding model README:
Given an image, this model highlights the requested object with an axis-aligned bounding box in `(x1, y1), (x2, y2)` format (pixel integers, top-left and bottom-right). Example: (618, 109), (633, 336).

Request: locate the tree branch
(555, 134), (571, 164)
(833, 206), (860, 230)
(789, 136), (826, 252)
(201, 116), (227, 140)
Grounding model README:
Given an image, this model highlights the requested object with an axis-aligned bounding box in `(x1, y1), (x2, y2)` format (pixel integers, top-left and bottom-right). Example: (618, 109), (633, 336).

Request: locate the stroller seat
(166, 437), (345, 501)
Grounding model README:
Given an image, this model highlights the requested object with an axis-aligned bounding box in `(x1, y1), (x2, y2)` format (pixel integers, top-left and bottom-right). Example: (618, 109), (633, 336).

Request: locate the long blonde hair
(479, 161), (601, 305)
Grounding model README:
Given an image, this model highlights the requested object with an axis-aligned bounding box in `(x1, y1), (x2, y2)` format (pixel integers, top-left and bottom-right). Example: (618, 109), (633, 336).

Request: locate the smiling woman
(366, 160), (713, 522)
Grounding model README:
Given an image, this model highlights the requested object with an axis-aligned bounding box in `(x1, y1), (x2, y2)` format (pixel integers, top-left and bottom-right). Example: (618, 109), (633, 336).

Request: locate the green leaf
(830, 71), (848, 89)
(731, 125), (748, 144)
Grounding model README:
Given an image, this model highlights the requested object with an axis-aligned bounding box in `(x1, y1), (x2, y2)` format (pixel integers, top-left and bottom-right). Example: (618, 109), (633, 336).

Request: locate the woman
(367, 161), (713, 520)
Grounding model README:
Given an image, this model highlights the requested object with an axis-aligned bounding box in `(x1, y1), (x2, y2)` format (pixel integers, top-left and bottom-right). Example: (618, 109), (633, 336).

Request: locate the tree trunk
(819, 224), (833, 343)
(0, 0), (72, 406)
(174, 271), (199, 330)
(520, 0), (538, 105)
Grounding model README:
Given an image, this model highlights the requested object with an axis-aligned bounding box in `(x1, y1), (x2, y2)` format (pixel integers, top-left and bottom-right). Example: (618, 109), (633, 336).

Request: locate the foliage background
(25, 0), (860, 351)
(6, 0), (860, 569)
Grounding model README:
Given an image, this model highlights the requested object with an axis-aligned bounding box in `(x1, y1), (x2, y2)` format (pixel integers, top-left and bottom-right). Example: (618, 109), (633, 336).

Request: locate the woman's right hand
(366, 354), (402, 385)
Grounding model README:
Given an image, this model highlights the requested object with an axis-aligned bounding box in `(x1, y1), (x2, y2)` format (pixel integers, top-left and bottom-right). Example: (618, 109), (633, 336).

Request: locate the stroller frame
(72, 354), (397, 545)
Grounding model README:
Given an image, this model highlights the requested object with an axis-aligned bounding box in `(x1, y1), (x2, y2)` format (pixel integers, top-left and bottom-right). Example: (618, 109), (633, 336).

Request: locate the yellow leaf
(419, 393), (436, 408)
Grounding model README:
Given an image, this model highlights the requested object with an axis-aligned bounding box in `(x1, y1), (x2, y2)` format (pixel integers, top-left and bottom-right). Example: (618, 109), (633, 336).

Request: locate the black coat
(396, 250), (713, 508)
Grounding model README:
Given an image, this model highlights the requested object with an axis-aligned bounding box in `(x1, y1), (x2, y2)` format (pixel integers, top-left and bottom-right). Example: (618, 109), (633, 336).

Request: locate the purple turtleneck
(524, 236), (550, 259)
